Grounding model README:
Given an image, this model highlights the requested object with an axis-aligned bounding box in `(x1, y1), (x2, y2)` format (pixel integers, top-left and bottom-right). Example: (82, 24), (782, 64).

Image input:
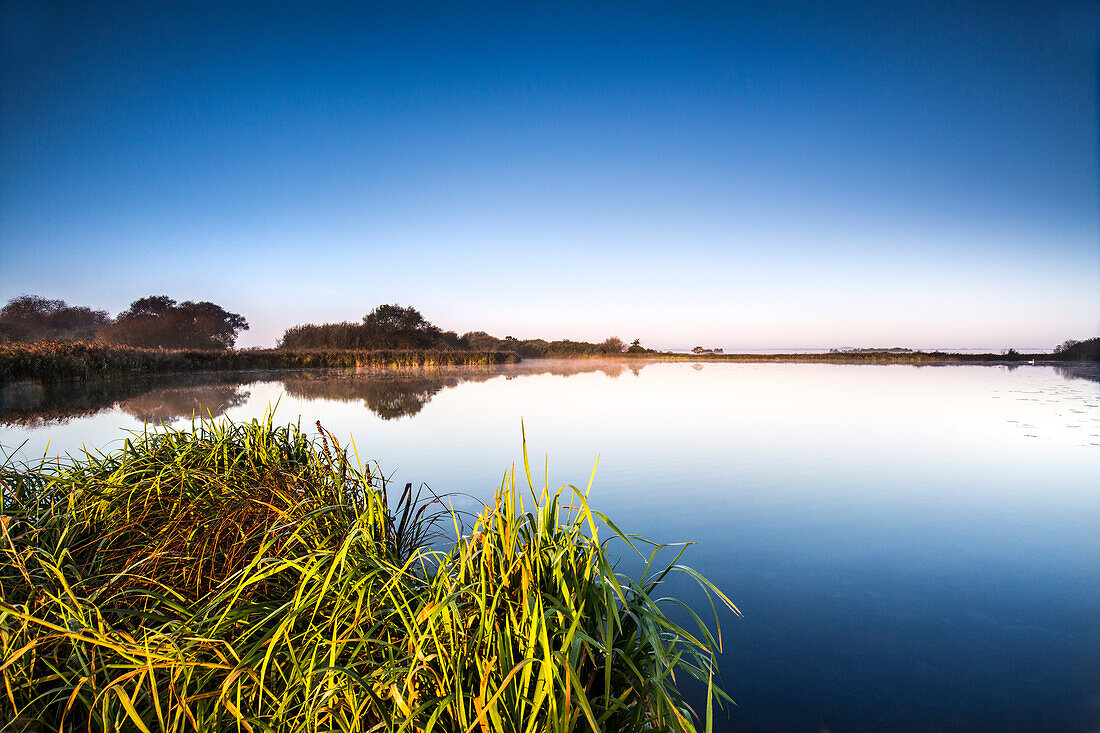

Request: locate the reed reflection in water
(0, 359), (652, 428)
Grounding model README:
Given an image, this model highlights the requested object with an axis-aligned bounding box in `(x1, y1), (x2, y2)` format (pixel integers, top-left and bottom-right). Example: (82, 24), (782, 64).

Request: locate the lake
(2, 360), (1098, 732)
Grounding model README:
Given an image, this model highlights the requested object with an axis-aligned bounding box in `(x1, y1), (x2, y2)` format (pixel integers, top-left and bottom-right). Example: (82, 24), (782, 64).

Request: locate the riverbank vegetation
(0, 416), (735, 732)
(4, 338), (1096, 388)
(0, 341), (518, 384)
(3, 296), (1095, 384)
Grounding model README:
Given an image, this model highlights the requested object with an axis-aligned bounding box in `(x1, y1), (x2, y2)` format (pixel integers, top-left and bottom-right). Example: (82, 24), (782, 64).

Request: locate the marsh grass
(0, 342), (519, 384)
(0, 415), (736, 732)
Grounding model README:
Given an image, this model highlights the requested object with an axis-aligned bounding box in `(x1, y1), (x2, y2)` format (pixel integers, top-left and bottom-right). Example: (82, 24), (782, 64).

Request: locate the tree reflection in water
(1053, 364), (1100, 385)
(0, 373), (254, 427)
(0, 360), (653, 426)
(280, 360), (648, 419)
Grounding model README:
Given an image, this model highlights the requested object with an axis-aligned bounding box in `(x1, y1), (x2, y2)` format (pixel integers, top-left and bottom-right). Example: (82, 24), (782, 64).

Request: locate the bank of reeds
(0, 416), (736, 732)
(0, 341), (519, 384)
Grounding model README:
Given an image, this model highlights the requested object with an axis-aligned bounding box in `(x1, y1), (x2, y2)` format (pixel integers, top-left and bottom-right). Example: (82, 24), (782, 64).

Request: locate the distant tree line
(0, 294), (248, 350)
(0, 296), (650, 356)
(829, 347), (914, 354)
(280, 304), (642, 357)
(1053, 338), (1100, 362)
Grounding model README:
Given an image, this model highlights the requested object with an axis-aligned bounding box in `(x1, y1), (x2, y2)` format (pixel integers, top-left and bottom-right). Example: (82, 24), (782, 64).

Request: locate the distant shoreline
(611, 351), (1066, 365)
(2, 341), (1096, 385)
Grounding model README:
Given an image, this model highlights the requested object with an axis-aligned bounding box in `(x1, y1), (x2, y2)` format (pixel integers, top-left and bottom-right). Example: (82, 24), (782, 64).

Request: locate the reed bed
(0, 415), (736, 732)
(0, 342), (519, 384)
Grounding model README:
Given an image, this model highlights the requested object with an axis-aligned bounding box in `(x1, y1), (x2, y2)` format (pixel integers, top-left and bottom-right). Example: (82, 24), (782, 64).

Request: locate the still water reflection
(2, 360), (1098, 732)
(0, 360), (647, 427)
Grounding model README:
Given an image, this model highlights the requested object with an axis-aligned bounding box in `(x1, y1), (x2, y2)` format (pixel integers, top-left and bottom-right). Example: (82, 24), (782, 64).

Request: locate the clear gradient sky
(2, 1), (1098, 350)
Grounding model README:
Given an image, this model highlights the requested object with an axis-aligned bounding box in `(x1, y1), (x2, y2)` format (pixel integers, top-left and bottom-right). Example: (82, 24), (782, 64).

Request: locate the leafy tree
(460, 331), (502, 351)
(0, 294), (109, 343)
(438, 330), (464, 350)
(360, 304), (445, 349)
(97, 296), (248, 350)
(626, 338), (647, 354)
(124, 295), (176, 318)
(599, 337), (625, 354)
(183, 301), (250, 349)
(363, 304), (429, 333)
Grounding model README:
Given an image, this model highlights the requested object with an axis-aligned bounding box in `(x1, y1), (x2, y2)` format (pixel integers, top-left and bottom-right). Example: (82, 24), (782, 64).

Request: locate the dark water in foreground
(3, 360), (1099, 732)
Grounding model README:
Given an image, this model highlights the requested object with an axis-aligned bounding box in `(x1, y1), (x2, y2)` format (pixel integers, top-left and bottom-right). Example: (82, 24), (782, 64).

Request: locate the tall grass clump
(0, 415), (736, 732)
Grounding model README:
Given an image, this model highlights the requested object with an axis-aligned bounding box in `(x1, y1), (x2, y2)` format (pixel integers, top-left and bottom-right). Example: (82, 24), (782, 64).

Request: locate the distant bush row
(278, 304), (649, 357)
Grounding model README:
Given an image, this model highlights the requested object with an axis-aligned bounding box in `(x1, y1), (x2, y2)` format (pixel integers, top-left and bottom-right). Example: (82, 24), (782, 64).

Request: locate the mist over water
(2, 360), (1098, 731)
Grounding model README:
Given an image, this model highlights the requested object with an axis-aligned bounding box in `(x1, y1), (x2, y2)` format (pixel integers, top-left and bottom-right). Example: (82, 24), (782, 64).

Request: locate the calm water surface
(3, 360), (1098, 732)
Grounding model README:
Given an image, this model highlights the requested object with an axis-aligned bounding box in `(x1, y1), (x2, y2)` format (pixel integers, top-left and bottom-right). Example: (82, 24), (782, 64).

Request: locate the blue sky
(2, 0), (1097, 349)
